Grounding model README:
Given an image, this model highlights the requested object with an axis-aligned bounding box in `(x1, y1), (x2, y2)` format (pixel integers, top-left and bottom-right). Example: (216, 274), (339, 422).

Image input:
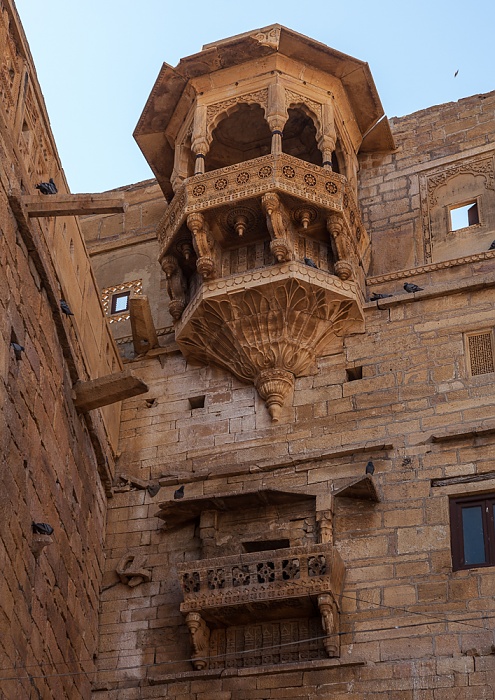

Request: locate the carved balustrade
(157, 152), (368, 265)
(177, 544), (345, 668)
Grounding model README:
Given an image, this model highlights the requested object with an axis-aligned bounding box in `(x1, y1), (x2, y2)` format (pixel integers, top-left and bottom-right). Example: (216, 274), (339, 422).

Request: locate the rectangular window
(465, 330), (495, 376)
(449, 201), (480, 231)
(111, 291), (130, 314)
(450, 494), (495, 570)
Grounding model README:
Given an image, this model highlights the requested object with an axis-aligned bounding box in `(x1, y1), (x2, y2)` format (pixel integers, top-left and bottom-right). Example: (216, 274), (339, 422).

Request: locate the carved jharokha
(132, 24), (394, 419)
(177, 543), (345, 669)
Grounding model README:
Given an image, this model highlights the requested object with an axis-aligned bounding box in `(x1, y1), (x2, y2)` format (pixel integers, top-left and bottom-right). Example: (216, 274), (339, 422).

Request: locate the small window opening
(450, 494), (495, 570)
(346, 367), (363, 382)
(111, 291), (130, 314)
(243, 539), (290, 553)
(449, 201), (479, 231)
(188, 395), (205, 410)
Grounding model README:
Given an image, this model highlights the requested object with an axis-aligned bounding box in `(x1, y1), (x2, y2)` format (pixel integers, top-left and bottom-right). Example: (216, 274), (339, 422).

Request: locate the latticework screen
(467, 332), (495, 376)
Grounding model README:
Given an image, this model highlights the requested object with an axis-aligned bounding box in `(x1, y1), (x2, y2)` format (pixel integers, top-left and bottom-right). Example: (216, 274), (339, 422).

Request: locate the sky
(14, 0), (494, 194)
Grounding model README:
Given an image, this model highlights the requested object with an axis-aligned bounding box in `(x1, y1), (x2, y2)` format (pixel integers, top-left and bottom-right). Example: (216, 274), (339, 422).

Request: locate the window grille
(467, 331), (495, 376)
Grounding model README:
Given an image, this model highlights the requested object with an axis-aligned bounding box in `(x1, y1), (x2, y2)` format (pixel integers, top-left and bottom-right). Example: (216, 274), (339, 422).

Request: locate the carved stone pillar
(316, 510), (334, 545)
(319, 103), (337, 170)
(191, 103), (209, 175)
(185, 612), (210, 670)
(267, 82), (288, 155)
(161, 254), (188, 320)
(186, 212), (219, 279)
(318, 594), (340, 657)
(261, 192), (294, 263)
(326, 213), (354, 281)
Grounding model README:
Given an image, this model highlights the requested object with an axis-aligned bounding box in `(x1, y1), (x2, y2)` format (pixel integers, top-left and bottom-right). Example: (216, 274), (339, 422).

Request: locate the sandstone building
(1, 2), (495, 698)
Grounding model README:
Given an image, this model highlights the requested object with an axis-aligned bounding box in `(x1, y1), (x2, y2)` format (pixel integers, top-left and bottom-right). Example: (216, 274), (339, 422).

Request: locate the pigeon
(60, 299), (74, 316)
(147, 483), (160, 498)
(304, 257), (318, 269)
(370, 292), (393, 301)
(404, 282), (423, 293)
(11, 342), (24, 360)
(35, 178), (57, 195)
(174, 485), (185, 499)
(365, 460), (375, 475)
(489, 240), (495, 250)
(32, 522), (54, 535)
(454, 70), (459, 78)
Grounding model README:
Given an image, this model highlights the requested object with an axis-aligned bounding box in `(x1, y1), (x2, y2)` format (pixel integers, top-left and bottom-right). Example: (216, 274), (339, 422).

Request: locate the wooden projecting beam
(20, 193), (127, 217)
(129, 295), (159, 355)
(73, 369), (148, 412)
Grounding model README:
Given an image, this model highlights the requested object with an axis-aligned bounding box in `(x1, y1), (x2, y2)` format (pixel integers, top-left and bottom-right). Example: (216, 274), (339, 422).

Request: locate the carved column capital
(327, 213), (354, 281)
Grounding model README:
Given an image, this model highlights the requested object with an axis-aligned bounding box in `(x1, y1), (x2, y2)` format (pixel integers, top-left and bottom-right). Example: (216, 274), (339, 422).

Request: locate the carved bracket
(161, 254), (188, 320)
(326, 213), (356, 281)
(318, 593), (340, 657)
(186, 612), (210, 670)
(186, 212), (219, 279)
(261, 191), (295, 263)
(116, 553), (151, 587)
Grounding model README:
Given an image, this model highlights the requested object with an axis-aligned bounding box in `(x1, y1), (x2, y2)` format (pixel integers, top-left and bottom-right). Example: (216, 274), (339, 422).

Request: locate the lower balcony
(177, 544), (345, 669)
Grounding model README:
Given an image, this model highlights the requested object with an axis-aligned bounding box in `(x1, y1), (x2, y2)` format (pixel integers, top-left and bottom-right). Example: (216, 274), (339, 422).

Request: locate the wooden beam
(73, 369), (148, 412)
(20, 193), (127, 217)
(129, 295), (159, 355)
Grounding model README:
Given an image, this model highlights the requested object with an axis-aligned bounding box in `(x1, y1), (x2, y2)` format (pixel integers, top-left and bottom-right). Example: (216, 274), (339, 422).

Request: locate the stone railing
(177, 544), (345, 668)
(178, 544), (345, 617)
(157, 153), (366, 259)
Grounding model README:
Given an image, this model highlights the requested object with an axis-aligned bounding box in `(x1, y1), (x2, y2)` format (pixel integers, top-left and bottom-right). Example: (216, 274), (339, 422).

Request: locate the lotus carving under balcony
(175, 262), (364, 420)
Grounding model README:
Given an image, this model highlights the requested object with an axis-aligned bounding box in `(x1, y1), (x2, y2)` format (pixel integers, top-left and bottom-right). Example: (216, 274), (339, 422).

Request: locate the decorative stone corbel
(255, 368), (294, 423)
(261, 192), (295, 263)
(31, 534), (53, 559)
(185, 612), (210, 670)
(116, 553), (152, 587)
(318, 593), (340, 657)
(161, 254), (188, 320)
(326, 213), (354, 281)
(186, 213), (219, 279)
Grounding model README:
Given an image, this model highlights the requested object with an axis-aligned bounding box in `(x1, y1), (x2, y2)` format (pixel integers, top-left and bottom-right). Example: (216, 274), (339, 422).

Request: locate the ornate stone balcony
(157, 153), (368, 263)
(177, 544), (345, 668)
(158, 152), (369, 420)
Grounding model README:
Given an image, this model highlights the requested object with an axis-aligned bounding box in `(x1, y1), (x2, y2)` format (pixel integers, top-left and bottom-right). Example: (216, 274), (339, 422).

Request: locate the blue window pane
(462, 506), (486, 565)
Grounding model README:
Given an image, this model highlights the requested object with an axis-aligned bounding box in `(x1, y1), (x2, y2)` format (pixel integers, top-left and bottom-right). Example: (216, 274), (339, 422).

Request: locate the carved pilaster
(261, 192), (295, 263)
(161, 254), (188, 320)
(316, 510), (333, 545)
(319, 103), (337, 169)
(186, 612), (210, 670)
(186, 212), (219, 279)
(327, 213), (354, 280)
(318, 594), (340, 657)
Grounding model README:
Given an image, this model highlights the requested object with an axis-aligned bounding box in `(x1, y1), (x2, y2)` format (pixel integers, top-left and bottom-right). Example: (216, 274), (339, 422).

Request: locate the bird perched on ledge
(370, 292), (393, 301)
(365, 460), (375, 475)
(174, 485), (185, 499)
(32, 522), (54, 535)
(304, 257), (318, 269)
(404, 282), (423, 293)
(489, 240), (495, 250)
(35, 178), (58, 195)
(11, 341), (24, 360)
(60, 299), (74, 316)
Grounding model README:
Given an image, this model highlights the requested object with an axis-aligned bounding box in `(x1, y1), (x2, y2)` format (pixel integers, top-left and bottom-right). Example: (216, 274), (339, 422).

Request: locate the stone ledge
(147, 657), (366, 685)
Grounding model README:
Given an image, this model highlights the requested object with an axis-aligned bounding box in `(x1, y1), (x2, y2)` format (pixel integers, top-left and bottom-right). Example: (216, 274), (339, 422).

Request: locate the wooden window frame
(447, 197), (481, 232)
(450, 493), (495, 571)
(110, 291), (130, 315)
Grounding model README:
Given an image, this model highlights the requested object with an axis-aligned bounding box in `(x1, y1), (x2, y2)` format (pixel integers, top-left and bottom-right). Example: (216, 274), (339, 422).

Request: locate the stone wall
(0, 1), (120, 697)
(91, 88), (495, 698)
